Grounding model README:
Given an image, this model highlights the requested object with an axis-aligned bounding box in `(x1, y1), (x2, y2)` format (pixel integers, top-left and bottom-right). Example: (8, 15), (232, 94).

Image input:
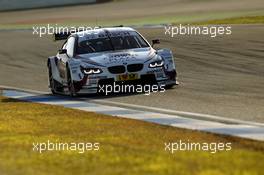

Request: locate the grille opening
(127, 64), (143, 72)
(108, 65), (126, 74)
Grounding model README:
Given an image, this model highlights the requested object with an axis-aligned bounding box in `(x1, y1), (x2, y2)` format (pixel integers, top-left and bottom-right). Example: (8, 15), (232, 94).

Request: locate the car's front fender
(156, 49), (176, 72)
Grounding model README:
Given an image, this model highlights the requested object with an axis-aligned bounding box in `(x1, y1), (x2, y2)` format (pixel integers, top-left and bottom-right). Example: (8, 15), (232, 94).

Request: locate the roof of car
(75, 27), (136, 37)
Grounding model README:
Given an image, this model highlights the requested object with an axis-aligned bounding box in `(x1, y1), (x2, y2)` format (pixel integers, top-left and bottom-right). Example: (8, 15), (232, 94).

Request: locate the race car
(47, 26), (178, 96)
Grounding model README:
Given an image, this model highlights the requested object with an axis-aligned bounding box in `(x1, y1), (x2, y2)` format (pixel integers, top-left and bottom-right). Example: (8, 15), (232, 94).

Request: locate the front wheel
(48, 63), (56, 94)
(67, 67), (77, 97)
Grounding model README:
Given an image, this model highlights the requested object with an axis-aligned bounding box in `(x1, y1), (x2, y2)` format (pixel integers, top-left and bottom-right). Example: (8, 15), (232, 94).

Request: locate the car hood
(76, 48), (156, 67)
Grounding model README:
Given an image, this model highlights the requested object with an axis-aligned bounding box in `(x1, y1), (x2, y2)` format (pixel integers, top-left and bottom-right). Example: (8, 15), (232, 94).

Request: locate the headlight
(81, 67), (102, 75)
(149, 60), (164, 68)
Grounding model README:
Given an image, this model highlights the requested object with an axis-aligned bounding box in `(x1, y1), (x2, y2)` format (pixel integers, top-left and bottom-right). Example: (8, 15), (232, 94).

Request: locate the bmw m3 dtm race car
(47, 26), (177, 96)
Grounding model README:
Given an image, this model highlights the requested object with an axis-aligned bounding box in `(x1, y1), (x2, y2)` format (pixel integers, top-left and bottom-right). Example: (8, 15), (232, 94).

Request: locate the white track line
(1, 85), (263, 127)
(89, 99), (264, 127)
(1, 89), (264, 141)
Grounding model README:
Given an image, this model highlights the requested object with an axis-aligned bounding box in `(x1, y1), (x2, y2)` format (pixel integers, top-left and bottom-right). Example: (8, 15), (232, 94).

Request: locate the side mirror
(58, 49), (67, 54)
(152, 39), (160, 47)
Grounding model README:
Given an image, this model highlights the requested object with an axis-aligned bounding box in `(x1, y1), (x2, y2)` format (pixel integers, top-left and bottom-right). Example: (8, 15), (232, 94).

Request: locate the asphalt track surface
(0, 24), (264, 123)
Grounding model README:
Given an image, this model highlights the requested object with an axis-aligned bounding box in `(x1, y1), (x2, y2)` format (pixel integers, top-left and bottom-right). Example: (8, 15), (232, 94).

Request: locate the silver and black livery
(47, 27), (178, 96)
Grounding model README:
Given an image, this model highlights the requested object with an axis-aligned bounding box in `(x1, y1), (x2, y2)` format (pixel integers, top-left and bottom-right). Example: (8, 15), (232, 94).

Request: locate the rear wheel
(165, 84), (175, 89)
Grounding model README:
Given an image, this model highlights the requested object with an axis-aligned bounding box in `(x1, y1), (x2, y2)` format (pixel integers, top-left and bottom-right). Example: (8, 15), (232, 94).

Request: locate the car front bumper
(73, 67), (177, 94)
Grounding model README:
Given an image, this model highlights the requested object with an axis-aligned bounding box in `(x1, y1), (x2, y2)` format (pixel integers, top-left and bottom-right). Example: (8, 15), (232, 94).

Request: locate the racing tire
(67, 67), (77, 97)
(165, 84), (175, 89)
(48, 63), (57, 94)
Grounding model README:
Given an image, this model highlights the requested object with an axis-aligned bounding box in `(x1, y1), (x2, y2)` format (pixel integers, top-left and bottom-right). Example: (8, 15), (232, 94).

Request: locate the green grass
(193, 16), (264, 25)
(0, 10), (263, 30)
(0, 96), (264, 175)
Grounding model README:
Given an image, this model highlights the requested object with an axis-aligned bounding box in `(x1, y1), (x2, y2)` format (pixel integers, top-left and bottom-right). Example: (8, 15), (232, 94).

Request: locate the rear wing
(53, 29), (83, 41)
(53, 32), (70, 41)
(53, 25), (124, 41)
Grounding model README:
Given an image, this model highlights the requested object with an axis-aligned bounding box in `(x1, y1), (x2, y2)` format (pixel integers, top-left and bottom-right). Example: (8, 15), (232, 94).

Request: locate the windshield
(76, 31), (149, 54)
